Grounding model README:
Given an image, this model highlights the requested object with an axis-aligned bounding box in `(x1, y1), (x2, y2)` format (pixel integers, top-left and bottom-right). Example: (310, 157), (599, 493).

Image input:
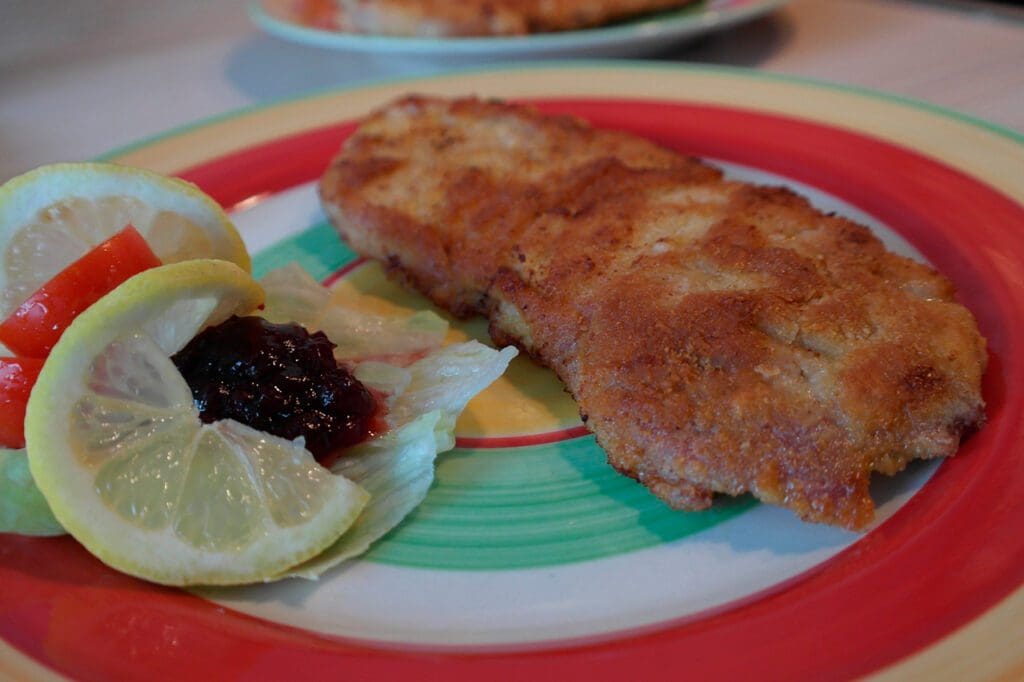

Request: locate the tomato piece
(0, 225), (161, 357)
(0, 357), (44, 448)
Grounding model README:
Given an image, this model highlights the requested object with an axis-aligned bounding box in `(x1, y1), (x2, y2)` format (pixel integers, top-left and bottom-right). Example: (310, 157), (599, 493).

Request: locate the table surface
(2, 0), (1023, 184)
(1, 0), (1023, 679)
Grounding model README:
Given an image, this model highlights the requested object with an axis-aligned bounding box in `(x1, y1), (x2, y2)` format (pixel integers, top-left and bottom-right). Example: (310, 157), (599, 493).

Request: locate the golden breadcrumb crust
(320, 96), (987, 529)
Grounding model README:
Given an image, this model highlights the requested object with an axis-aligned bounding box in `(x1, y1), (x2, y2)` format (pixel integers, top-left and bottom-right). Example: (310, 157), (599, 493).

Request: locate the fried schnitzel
(335, 0), (698, 36)
(319, 96), (987, 529)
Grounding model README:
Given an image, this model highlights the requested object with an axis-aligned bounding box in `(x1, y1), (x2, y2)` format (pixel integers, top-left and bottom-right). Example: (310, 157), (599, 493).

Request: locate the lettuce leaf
(0, 448), (64, 536)
(284, 342), (517, 579)
(0, 340), (64, 535)
(260, 263), (449, 362)
(388, 342), (519, 430)
(259, 266), (517, 579)
(281, 412), (442, 579)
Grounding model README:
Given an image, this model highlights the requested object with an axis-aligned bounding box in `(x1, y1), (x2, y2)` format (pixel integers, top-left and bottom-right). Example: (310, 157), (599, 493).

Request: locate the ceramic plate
(250, 0), (790, 60)
(1, 63), (1022, 680)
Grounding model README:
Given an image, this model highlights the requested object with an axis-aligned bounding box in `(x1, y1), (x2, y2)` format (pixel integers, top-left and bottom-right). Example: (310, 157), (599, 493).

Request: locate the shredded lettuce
(0, 448), (64, 536)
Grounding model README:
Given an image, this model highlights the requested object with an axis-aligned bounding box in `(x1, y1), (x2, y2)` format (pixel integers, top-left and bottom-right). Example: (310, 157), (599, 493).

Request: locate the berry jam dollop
(171, 315), (376, 465)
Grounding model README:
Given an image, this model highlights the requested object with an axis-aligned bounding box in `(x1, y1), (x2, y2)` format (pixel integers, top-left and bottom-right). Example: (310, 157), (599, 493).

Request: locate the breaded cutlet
(319, 96), (987, 529)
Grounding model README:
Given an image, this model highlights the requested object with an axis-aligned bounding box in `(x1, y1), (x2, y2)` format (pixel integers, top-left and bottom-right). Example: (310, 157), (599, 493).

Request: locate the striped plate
(1, 63), (1022, 680)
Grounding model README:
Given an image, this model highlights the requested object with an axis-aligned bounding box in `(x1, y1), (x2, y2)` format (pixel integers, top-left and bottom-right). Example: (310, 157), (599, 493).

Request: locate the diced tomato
(0, 357), (44, 448)
(0, 226), (161, 357)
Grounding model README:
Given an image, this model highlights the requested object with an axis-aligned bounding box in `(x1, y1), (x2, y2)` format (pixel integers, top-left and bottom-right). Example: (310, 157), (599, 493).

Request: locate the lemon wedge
(0, 162), (251, 318)
(25, 260), (368, 585)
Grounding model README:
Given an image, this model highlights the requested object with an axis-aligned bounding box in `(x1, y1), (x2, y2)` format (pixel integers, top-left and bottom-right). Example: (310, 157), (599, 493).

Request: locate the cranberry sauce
(171, 315), (376, 464)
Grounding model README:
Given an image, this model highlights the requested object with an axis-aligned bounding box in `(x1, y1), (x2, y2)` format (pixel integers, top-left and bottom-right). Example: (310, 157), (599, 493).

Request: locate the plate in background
(250, 0), (790, 60)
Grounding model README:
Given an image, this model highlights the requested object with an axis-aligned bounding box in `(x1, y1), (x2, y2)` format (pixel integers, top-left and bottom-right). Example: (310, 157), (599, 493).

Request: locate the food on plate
(0, 358), (53, 535)
(0, 225), (162, 357)
(0, 357), (43, 449)
(25, 259), (346, 586)
(24, 257), (514, 585)
(0, 162), (251, 320)
(319, 95), (988, 530)
(0, 228), (164, 533)
(334, 0), (699, 36)
(0, 446), (62, 536)
(1, 164), (516, 585)
(171, 314), (379, 466)
(0, 161), (251, 536)
(261, 265), (519, 579)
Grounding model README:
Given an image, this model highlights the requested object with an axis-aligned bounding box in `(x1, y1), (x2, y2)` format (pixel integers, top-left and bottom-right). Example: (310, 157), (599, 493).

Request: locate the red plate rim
(1, 97), (1022, 681)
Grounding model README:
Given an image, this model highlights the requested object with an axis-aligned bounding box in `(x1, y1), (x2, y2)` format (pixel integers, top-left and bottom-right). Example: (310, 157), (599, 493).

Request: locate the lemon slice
(0, 162), (251, 318)
(25, 260), (369, 585)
